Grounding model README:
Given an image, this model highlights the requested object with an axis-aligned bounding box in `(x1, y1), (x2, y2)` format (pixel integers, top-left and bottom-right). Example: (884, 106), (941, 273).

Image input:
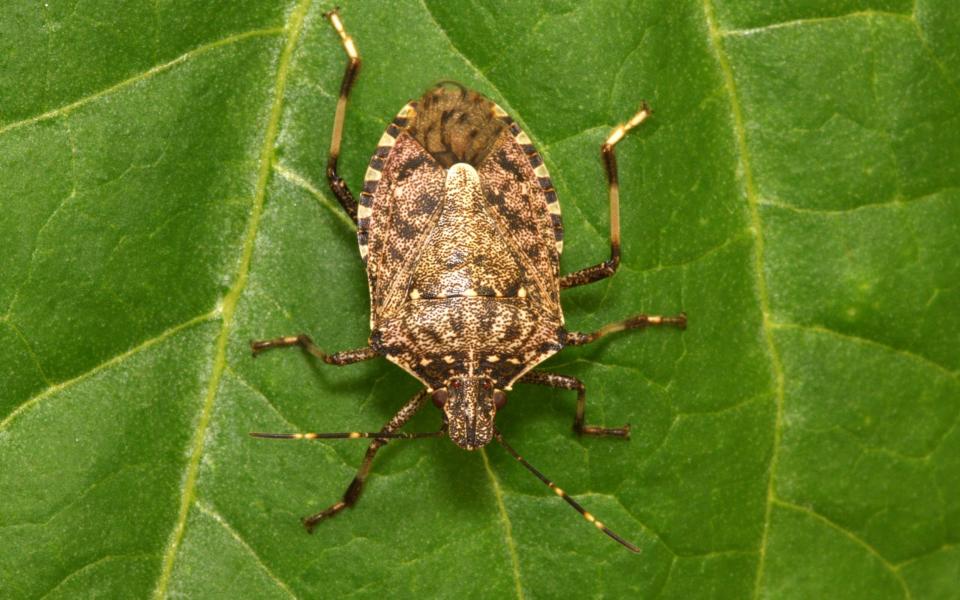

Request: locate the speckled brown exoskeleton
(250, 9), (686, 552)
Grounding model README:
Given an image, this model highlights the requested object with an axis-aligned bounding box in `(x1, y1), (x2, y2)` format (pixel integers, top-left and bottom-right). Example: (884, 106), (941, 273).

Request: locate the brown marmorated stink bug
(250, 9), (686, 552)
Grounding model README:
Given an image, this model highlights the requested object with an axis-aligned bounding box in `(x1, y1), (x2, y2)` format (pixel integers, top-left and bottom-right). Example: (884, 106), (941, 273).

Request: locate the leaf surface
(1, 1), (958, 598)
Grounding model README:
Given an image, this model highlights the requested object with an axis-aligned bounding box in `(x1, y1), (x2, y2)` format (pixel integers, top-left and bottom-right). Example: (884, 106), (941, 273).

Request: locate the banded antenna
(494, 429), (641, 553)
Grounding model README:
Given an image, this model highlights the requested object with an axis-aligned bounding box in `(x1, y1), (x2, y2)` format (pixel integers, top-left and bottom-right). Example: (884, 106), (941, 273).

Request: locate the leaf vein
(541, 125), (610, 153)
(272, 162), (357, 231)
(910, 14), (960, 100)
(12, 463), (151, 529)
(770, 321), (958, 381)
(622, 229), (752, 277)
(720, 10), (912, 38)
(226, 366), (301, 432)
(675, 390), (769, 418)
(757, 185), (960, 215)
(604, 493), (679, 557)
(3, 319), (52, 385)
(701, 3), (788, 598)
(894, 542), (960, 570)
(0, 26), (284, 137)
(38, 554), (155, 600)
(194, 501), (298, 599)
(480, 448), (525, 600)
(3, 160), (77, 318)
(226, 365), (368, 473)
(150, 2), (312, 597)
(773, 499), (912, 599)
(0, 310), (216, 431)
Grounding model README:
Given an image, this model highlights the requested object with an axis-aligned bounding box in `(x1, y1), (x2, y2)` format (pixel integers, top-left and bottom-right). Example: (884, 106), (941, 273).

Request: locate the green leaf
(2, 1), (958, 598)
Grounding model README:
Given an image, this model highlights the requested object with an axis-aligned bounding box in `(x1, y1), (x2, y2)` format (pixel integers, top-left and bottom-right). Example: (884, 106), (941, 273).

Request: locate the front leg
(300, 389), (430, 530)
(519, 370), (629, 438)
(250, 333), (377, 366)
(249, 390), (434, 531)
(559, 104), (652, 290)
(323, 9), (362, 223)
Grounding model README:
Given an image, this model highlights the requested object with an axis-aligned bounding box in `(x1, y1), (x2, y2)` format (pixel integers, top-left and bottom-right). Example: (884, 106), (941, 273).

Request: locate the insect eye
(451, 380), (462, 389)
(483, 380), (492, 390)
(432, 389), (449, 408)
(492, 390), (507, 409)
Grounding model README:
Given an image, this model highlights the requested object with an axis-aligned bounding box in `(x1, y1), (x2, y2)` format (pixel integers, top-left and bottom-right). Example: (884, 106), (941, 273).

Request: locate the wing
(361, 111), (446, 325)
(477, 109), (563, 316)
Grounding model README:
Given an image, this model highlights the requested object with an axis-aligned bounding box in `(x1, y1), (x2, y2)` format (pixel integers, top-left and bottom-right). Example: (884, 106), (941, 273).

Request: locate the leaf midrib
(701, 2), (922, 598)
(0, 27), (292, 425)
(699, 2), (786, 597)
(150, 1), (314, 597)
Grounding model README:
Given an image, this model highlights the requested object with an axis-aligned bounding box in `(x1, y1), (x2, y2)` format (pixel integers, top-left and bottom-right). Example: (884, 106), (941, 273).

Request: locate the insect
(250, 9), (686, 552)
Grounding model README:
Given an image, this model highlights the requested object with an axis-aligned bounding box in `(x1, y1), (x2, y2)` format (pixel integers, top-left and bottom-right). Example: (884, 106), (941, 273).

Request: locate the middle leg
(563, 312), (686, 347)
(519, 370), (629, 437)
(250, 333), (377, 366)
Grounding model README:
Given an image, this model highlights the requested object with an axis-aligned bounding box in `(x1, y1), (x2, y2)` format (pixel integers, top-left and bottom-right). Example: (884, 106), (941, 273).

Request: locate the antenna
(494, 429), (641, 553)
(250, 430), (444, 441)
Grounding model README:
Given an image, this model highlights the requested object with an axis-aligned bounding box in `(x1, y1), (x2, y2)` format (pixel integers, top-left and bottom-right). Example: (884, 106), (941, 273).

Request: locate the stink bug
(251, 9), (686, 552)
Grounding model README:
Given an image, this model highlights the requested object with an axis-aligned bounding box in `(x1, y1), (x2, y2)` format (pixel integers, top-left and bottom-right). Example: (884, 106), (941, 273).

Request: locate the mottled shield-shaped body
(357, 85), (565, 392)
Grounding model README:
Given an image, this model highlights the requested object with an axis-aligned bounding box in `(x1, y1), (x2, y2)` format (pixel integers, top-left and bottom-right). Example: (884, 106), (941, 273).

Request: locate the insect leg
(563, 312), (686, 346)
(559, 104), (652, 289)
(300, 389), (431, 531)
(494, 430), (640, 552)
(324, 9), (361, 223)
(519, 370), (629, 438)
(250, 334), (377, 366)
